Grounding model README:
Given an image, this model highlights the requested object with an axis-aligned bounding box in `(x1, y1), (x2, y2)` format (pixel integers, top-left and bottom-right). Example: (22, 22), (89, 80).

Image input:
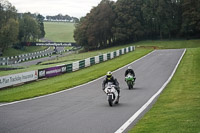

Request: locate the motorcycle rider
(102, 71), (120, 96)
(125, 66), (136, 81)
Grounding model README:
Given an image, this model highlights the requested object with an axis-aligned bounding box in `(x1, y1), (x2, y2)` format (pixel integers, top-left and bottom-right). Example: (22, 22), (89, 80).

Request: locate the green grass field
(44, 22), (75, 42)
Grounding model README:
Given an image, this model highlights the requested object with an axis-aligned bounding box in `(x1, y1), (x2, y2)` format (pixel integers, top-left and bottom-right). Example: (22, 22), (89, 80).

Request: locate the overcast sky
(9, 0), (116, 18)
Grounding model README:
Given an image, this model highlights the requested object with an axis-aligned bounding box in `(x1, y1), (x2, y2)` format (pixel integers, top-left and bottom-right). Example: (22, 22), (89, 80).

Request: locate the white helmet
(128, 66), (132, 69)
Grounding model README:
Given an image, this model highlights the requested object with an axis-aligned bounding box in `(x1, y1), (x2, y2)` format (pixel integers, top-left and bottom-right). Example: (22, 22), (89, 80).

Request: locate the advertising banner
(46, 66), (62, 77)
(38, 69), (46, 79)
(0, 71), (38, 88)
(21, 42), (78, 47)
(61, 65), (67, 73)
(36, 42), (73, 47)
(38, 65), (67, 78)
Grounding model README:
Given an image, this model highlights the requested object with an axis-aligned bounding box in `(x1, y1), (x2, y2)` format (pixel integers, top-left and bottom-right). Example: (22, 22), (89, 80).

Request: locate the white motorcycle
(104, 82), (119, 106)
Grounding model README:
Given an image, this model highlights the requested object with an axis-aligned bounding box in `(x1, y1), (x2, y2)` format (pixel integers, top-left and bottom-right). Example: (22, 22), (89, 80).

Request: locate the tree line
(0, 0), (45, 54)
(46, 14), (79, 23)
(74, 0), (200, 51)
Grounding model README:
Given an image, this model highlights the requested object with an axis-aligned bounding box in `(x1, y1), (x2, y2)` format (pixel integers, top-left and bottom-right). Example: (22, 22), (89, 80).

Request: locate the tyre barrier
(0, 47), (51, 66)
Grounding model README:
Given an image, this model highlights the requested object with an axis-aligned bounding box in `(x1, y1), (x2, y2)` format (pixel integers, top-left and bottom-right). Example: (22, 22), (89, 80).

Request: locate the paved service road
(5, 47), (65, 67)
(0, 49), (185, 133)
(11, 50), (75, 67)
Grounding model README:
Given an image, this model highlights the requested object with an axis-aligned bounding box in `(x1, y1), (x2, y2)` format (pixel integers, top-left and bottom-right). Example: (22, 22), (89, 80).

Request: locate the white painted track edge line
(115, 49), (186, 133)
(0, 50), (156, 107)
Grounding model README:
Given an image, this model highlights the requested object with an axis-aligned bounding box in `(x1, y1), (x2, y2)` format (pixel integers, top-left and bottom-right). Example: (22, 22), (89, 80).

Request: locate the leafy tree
(36, 14), (45, 38)
(73, 0), (200, 49)
(71, 17), (79, 23)
(141, 0), (156, 39)
(0, 0), (18, 53)
(18, 14), (41, 42)
(0, 18), (19, 52)
(181, 0), (200, 38)
(46, 14), (79, 22)
(86, 0), (116, 49)
(169, 0), (182, 38)
(74, 0), (115, 50)
(113, 0), (144, 42)
(74, 17), (88, 50)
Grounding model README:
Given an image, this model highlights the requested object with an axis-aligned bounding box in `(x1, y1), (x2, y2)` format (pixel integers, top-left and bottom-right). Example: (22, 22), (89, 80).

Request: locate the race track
(0, 49), (185, 133)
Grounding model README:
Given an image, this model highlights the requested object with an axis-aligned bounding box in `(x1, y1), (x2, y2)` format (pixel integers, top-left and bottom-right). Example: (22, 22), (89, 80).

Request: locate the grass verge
(0, 47), (152, 102)
(129, 47), (200, 133)
(135, 39), (200, 49)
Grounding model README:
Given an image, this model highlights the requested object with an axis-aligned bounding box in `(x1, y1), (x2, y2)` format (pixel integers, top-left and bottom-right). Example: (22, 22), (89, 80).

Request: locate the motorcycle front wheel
(108, 95), (113, 106)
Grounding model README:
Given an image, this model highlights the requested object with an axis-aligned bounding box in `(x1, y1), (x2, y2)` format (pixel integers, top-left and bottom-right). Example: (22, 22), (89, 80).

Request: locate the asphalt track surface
(0, 49), (185, 133)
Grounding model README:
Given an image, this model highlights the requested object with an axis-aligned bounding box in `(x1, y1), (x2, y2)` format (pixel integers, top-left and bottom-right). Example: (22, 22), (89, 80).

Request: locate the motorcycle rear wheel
(127, 81), (132, 89)
(128, 84), (132, 89)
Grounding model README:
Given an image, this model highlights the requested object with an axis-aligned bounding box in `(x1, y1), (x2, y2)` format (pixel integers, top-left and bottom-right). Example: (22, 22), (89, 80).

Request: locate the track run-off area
(0, 49), (185, 133)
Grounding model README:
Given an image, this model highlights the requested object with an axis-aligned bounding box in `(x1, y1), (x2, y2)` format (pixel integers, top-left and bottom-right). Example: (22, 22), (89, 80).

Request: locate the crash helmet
(106, 71), (112, 80)
(128, 66), (132, 70)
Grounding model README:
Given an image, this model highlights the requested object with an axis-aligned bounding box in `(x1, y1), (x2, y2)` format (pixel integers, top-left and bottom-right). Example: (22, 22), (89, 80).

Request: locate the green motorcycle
(125, 74), (135, 89)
